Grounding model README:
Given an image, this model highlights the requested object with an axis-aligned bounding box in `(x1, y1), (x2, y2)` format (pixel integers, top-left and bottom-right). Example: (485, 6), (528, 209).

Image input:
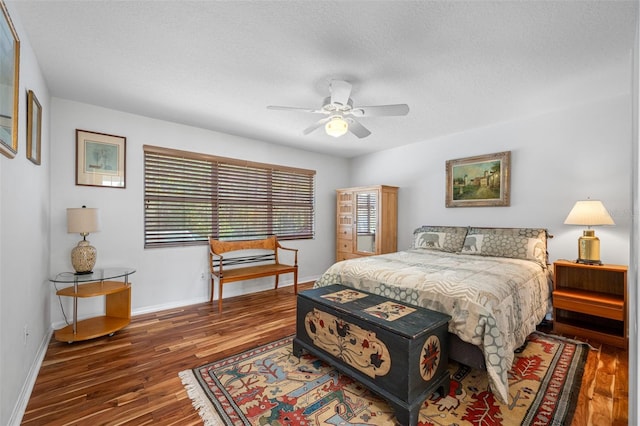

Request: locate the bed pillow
(460, 227), (548, 266)
(412, 226), (469, 253)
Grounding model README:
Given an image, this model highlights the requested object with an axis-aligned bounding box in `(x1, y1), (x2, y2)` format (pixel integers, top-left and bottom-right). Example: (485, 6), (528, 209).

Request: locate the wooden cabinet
(336, 185), (398, 261)
(552, 260), (627, 348)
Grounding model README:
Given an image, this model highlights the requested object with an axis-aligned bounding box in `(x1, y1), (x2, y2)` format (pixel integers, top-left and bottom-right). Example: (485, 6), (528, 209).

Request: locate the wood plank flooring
(22, 282), (628, 425)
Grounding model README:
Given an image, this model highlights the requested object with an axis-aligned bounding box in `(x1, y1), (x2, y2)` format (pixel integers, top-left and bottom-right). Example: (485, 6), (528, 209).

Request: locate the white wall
(0, 3), (51, 424)
(349, 94), (632, 267)
(49, 98), (348, 323)
(630, 8), (639, 423)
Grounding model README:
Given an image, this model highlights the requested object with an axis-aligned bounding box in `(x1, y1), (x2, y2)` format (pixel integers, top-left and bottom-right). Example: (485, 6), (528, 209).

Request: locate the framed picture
(76, 129), (126, 188)
(26, 90), (42, 165)
(446, 151), (511, 207)
(0, 1), (20, 159)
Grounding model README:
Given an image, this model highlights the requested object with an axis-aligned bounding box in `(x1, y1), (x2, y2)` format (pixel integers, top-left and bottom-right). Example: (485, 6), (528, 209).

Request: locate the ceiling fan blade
(350, 104), (410, 117)
(345, 117), (371, 139)
(267, 105), (324, 113)
(303, 117), (331, 135)
(330, 80), (352, 107)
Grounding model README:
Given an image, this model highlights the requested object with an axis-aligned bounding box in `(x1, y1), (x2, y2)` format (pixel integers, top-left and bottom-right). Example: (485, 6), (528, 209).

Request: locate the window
(144, 145), (315, 248)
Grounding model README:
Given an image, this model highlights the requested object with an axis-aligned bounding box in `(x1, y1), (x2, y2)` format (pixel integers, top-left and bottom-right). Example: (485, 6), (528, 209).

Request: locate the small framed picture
(26, 90), (42, 165)
(76, 129), (126, 188)
(446, 151), (511, 207)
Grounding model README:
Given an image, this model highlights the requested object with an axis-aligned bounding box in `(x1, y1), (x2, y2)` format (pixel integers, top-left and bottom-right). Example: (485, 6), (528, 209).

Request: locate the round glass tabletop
(50, 267), (136, 283)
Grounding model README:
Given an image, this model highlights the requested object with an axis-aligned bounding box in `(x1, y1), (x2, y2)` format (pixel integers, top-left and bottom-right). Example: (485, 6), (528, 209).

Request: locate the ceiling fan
(267, 80), (410, 138)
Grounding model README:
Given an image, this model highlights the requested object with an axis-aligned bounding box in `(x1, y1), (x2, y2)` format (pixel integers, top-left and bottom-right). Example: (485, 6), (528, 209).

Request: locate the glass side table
(50, 268), (135, 342)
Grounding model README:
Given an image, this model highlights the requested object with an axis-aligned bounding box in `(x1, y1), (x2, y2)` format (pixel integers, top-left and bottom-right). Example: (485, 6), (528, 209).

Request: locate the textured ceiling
(10, 0), (638, 158)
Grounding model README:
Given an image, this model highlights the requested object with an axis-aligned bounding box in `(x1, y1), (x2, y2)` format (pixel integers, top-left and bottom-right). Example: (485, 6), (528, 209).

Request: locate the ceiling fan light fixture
(325, 116), (348, 137)
(268, 79), (408, 138)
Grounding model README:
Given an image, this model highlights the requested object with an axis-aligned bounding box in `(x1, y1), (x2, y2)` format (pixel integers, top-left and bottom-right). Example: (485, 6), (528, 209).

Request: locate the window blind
(144, 145), (315, 248)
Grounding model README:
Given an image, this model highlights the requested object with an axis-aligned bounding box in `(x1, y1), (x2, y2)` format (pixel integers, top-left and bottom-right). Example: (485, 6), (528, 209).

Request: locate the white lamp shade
(325, 116), (348, 137)
(564, 200), (615, 226)
(67, 207), (100, 234)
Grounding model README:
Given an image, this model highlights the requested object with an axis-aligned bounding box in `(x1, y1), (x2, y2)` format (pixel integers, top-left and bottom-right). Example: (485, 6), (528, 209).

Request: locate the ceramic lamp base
(71, 240), (97, 274)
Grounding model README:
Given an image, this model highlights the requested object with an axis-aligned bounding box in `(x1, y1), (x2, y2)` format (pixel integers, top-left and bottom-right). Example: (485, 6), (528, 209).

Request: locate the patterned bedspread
(314, 248), (553, 403)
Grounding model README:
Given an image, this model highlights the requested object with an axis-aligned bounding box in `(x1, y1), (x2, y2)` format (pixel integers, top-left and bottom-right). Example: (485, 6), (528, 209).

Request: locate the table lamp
(563, 199), (614, 265)
(67, 206), (100, 274)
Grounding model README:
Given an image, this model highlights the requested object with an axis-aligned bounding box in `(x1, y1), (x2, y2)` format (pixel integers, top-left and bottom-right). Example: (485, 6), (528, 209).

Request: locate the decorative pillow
(413, 226), (469, 253)
(461, 227), (548, 266)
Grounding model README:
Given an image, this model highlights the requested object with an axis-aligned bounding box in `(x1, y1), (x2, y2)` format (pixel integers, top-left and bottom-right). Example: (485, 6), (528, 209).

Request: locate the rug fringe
(179, 369), (225, 426)
(535, 330), (597, 350)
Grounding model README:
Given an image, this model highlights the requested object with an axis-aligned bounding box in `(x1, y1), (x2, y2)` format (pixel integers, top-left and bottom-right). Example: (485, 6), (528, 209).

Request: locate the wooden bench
(209, 236), (298, 313)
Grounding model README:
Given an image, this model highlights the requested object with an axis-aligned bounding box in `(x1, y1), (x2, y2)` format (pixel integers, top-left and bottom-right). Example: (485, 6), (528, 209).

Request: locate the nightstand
(552, 260), (627, 348)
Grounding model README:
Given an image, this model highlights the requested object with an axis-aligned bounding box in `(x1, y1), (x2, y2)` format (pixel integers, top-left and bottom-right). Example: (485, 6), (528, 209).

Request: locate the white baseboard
(8, 326), (53, 425)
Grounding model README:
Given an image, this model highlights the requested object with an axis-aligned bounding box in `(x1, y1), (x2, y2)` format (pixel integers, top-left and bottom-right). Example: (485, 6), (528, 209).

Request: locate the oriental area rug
(179, 332), (588, 426)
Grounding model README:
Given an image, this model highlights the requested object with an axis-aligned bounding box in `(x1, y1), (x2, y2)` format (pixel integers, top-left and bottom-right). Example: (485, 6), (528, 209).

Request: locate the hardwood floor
(22, 282), (628, 425)
(537, 322), (629, 426)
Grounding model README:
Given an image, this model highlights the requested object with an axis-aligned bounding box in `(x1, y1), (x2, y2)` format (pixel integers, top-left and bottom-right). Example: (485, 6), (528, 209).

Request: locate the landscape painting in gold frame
(26, 90), (42, 165)
(76, 129), (126, 188)
(0, 0), (20, 158)
(446, 151), (511, 207)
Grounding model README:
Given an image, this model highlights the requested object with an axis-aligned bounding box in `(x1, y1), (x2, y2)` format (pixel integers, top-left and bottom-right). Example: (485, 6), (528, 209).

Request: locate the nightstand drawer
(553, 289), (624, 321)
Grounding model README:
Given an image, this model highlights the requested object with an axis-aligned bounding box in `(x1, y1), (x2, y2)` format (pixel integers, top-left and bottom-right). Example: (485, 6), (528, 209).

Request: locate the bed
(315, 226), (553, 403)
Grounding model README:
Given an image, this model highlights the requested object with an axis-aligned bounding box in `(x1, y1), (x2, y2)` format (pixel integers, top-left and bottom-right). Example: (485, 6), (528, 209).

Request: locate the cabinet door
(354, 189), (379, 254)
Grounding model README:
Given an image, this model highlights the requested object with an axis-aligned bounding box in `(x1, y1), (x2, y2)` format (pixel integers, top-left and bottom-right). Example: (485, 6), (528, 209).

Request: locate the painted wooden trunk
(293, 284), (451, 426)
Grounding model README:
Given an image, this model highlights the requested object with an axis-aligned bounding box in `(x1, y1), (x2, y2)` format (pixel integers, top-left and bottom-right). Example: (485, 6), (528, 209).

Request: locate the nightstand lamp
(564, 199), (614, 265)
(67, 206), (100, 274)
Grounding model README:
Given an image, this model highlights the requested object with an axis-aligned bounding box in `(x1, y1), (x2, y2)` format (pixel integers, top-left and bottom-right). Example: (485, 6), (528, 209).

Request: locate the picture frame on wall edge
(445, 150), (511, 208)
(26, 90), (42, 165)
(0, 0), (20, 159)
(76, 129), (126, 188)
